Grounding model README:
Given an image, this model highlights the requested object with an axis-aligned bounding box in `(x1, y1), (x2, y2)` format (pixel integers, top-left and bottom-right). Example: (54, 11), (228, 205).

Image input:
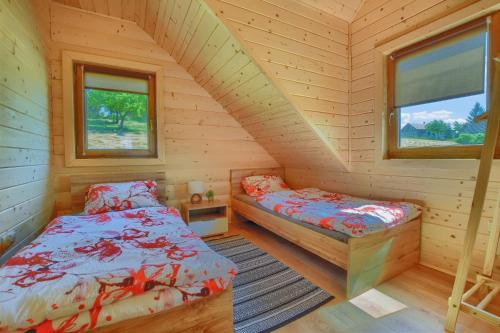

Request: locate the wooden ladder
(444, 34), (500, 331)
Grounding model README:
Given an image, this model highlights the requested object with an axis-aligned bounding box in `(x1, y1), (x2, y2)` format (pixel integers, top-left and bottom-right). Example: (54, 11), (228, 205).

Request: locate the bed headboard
(69, 172), (167, 213)
(230, 167), (285, 197)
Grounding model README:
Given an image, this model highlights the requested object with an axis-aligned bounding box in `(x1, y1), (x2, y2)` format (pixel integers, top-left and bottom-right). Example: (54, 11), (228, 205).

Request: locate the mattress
(234, 193), (350, 243)
(248, 188), (422, 238)
(0, 206), (237, 332)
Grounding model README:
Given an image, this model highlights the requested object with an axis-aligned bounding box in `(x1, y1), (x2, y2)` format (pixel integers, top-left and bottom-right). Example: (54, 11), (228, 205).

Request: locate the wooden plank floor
(225, 219), (498, 333)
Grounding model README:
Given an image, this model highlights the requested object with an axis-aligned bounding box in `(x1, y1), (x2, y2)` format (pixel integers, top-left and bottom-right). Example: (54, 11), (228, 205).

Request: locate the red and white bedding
(255, 188), (422, 237)
(0, 206), (237, 332)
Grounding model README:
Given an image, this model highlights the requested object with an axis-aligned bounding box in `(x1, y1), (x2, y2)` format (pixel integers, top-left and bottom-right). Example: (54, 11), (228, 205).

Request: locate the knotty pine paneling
(50, 3), (278, 215)
(295, 0), (365, 22)
(43, 0), (500, 280)
(54, 0), (350, 170)
(287, 0), (500, 280)
(203, 0), (350, 169)
(0, 0), (54, 263)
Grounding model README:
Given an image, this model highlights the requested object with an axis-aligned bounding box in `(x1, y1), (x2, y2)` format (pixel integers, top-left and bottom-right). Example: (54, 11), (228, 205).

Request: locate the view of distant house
(401, 122), (451, 140)
(401, 119), (486, 141)
(401, 123), (429, 138)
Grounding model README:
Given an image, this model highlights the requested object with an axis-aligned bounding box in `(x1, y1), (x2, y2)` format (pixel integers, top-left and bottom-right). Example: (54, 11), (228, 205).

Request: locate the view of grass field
(400, 138), (459, 147)
(87, 119), (148, 149)
(85, 89), (149, 150)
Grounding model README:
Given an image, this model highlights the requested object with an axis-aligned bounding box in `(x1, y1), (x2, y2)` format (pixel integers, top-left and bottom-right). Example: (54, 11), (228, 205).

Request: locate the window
(386, 15), (498, 159)
(74, 63), (157, 159)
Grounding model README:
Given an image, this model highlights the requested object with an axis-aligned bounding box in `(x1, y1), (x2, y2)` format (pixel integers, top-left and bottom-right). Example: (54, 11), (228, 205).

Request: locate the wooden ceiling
(294, 0), (365, 22)
(53, 0), (364, 22)
(52, 0), (351, 170)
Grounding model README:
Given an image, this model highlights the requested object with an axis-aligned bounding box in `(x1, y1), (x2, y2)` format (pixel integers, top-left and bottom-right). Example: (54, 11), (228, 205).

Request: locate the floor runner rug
(207, 235), (334, 333)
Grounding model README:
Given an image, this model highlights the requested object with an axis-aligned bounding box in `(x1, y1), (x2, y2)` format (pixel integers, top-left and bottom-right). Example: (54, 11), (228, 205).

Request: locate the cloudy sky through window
(400, 93), (487, 128)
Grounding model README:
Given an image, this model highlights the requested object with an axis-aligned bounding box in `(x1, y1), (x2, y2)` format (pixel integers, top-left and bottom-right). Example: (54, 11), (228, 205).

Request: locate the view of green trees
(85, 89), (149, 149)
(401, 103), (486, 145)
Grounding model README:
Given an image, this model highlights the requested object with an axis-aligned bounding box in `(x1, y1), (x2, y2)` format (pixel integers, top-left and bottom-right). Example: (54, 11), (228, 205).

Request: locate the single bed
(230, 167), (422, 298)
(0, 173), (235, 333)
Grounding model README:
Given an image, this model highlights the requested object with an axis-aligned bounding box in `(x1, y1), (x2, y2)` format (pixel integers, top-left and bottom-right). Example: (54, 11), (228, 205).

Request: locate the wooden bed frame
(93, 286), (233, 333)
(230, 167), (422, 298)
(68, 173), (234, 332)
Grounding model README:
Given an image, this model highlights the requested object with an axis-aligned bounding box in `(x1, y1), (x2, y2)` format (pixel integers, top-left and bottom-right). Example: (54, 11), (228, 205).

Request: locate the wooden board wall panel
(330, 0), (500, 280)
(199, 0), (349, 169)
(174, 2), (203, 51)
(107, 0), (122, 17)
(49, 3), (278, 215)
(270, 0), (349, 32)
(0, 149), (50, 171)
(46, 0), (500, 281)
(0, 0), (53, 263)
(194, 37), (240, 84)
(253, 45), (350, 80)
(179, 11), (220, 68)
(54, 0), (350, 170)
(121, 0), (136, 21)
(0, 195), (51, 234)
(203, 56), (253, 94)
(294, 0), (365, 22)
(143, 0), (161, 36)
(172, 3), (204, 59)
(0, 208), (53, 264)
(213, 2), (347, 55)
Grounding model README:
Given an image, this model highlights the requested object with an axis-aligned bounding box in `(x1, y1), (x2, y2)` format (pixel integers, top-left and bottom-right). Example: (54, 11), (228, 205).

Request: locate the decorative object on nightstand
(206, 189), (214, 202)
(181, 200), (228, 237)
(188, 180), (204, 204)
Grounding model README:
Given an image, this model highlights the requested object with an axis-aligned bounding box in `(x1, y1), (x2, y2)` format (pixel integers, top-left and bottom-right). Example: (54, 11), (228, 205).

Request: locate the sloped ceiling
(203, 0), (350, 167)
(52, 0), (350, 170)
(52, 0), (365, 22)
(294, 0), (365, 22)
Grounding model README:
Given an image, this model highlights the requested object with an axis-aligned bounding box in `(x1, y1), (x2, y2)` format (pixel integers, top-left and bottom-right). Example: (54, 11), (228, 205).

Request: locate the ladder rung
(460, 301), (500, 327)
(478, 286), (500, 310)
(462, 279), (485, 302)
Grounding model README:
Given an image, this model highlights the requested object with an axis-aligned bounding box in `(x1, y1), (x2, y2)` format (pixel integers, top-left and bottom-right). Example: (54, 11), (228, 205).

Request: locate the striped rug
(207, 235), (334, 333)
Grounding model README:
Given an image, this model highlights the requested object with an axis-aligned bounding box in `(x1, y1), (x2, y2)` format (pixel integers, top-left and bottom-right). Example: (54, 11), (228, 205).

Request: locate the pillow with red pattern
(241, 175), (289, 197)
(83, 180), (161, 215)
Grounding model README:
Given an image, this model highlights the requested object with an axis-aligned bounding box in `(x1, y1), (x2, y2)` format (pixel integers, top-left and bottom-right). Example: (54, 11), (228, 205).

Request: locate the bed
(230, 167), (422, 298)
(0, 174), (235, 333)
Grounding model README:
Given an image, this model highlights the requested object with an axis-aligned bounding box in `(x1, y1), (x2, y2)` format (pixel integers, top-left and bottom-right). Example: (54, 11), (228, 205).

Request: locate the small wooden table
(181, 200), (228, 237)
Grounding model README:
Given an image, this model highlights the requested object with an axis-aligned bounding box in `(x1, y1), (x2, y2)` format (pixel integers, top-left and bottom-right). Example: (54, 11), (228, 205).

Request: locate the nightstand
(181, 200), (228, 237)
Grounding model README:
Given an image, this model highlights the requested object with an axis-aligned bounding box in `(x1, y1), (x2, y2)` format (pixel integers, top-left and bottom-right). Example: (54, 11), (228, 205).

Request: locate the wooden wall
(7, 0), (498, 279)
(204, 0), (350, 168)
(201, 0), (500, 281)
(287, 0), (500, 280)
(50, 3), (278, 215)
(53, 0), (349, 170)
(0, 0), (54, 262)
(294, 0), (365, 22)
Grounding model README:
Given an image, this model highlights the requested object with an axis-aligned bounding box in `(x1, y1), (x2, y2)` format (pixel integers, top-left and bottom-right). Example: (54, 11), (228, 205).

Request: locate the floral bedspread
(255, 188), (422, 237)
(0, 207), (237, 332)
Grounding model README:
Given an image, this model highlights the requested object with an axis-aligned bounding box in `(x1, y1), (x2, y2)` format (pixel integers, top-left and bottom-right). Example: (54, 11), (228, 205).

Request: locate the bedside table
(181, 200), (228, 237)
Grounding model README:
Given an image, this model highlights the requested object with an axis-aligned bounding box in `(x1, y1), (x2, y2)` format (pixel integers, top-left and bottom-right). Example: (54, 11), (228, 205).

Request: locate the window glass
(84, 89), (149, 150)
(74, 63), (157, 159)
(398, 93), (487, 148)
(386, 17), (494, 158)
